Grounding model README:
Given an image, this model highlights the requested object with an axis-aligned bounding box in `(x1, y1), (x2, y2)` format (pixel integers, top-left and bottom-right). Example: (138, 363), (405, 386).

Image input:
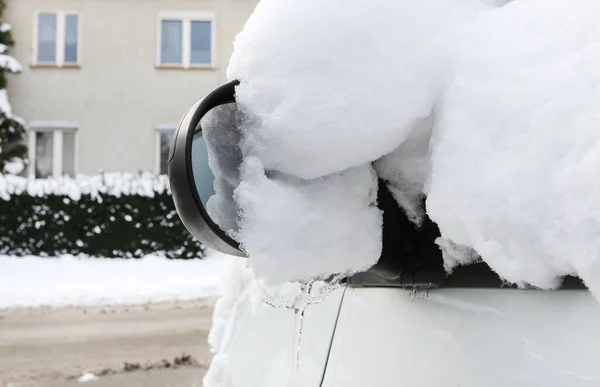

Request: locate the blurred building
(5, 0), (258, 177)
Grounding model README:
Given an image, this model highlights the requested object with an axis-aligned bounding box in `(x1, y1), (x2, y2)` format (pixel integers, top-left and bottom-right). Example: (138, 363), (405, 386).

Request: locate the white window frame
(156, 12), (216, 69)
(32, 11), (81, 67)
(28, 121), (79, 178)
(155, 124), (176, 174)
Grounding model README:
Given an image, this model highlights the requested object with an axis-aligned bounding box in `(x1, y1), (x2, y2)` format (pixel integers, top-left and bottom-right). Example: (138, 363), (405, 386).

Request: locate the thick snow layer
(234, 158), (382, 284)
(219, 0), (493, 285)
(0, 173), (170, 201)
(200, 0), (600, 296)
(228, 0), (485, 180)
(212, 0), (490, 285)
(0, 250), (228, 309)
(426, 0), (600, 295)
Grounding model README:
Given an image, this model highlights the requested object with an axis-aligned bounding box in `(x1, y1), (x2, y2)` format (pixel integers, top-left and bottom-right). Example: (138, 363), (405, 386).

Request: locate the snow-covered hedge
(0, 172), (171, 200)
(0, 173), (205, 258)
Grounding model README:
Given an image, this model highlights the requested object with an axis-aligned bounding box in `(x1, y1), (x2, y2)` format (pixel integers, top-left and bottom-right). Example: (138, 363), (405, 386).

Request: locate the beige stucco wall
(5, 0), (258, 174)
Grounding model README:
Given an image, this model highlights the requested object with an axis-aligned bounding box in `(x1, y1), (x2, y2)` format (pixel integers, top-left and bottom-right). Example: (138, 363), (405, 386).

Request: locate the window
(35, 12), (79, 66)
(156, 125), (175, 175)
(158, 13), (214, 68)
(28, 122), (77, 178)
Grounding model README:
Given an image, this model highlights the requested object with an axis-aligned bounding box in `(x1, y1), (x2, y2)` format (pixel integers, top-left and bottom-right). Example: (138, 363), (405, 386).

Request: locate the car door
(322, 286), (600, 387)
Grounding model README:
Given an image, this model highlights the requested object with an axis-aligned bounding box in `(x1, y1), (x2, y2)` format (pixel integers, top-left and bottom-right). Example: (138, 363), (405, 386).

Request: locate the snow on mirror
(170, 79), (385, 284)
(196, 102), (242, 236)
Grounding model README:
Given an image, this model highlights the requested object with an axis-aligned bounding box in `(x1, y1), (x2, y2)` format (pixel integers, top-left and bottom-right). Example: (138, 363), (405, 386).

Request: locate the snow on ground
(78, 373), (98, 383)
(0, 250), (230, 309)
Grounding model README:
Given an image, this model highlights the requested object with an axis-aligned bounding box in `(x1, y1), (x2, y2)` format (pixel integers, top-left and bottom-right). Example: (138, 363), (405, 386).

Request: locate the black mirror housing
(168, 80), (245, 257)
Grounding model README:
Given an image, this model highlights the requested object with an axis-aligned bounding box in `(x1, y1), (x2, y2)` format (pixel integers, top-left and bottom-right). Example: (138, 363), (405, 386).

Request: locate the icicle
(260, 276), (344, 375)
(292, 282), (311, 373)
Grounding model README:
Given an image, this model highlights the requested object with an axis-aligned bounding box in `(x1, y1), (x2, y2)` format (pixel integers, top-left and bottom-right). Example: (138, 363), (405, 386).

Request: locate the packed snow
(234, 159), (381, 284)
(0, 250), (228, 309)
(207, 0), (490, 285)
(207, 0), (482, 284)
(203, 102), (383, 284)
(199, 0), (600, 297)
(425, 0), (600, 294)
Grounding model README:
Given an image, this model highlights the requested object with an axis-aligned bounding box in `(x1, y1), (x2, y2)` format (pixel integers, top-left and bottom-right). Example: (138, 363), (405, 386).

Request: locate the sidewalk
(0, 299), (216, 387)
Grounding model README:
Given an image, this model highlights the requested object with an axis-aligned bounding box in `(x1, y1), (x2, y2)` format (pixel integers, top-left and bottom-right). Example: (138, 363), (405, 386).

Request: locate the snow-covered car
(168, 81), (600, 387)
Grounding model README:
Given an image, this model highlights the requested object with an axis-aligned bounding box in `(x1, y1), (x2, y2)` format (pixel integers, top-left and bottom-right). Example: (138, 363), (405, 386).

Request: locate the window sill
(155, 64), (216, 71)
(30, 63), (81, 69)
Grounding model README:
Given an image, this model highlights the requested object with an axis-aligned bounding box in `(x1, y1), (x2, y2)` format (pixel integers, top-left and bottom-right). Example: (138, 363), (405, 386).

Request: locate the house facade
(5, 0), (258, 177)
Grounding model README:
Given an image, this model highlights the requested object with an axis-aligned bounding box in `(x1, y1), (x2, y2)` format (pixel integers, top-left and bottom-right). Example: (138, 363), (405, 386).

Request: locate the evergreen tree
(0, 0), (26, 175)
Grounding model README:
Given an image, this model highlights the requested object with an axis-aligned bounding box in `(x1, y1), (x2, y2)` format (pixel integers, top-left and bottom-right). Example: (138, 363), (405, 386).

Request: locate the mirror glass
(191, 134), (216, 207)
(191, 103), (242, 236)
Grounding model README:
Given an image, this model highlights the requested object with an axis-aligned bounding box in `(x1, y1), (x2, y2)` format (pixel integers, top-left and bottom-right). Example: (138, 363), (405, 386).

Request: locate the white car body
(215, 284), (600, 387)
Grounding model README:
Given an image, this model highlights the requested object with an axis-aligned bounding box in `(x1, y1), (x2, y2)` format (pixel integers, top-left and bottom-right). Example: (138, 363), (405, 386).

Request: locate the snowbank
(0, 250), (228, 309)
(202, 0), (600, 297)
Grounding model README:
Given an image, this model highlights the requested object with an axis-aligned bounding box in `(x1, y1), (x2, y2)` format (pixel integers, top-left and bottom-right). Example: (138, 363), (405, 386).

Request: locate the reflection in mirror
(191, 134), (216, 206)
(193, 103), (243, 237)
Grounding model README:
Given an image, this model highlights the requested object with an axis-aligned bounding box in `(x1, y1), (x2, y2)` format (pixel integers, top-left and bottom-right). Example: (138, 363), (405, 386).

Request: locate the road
(0, 299), (216, 387)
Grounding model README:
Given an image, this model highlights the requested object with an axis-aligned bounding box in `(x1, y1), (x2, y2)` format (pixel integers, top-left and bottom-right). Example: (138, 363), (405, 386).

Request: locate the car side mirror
(168, 80), (445, 286)
(168, 80), (245, 257)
